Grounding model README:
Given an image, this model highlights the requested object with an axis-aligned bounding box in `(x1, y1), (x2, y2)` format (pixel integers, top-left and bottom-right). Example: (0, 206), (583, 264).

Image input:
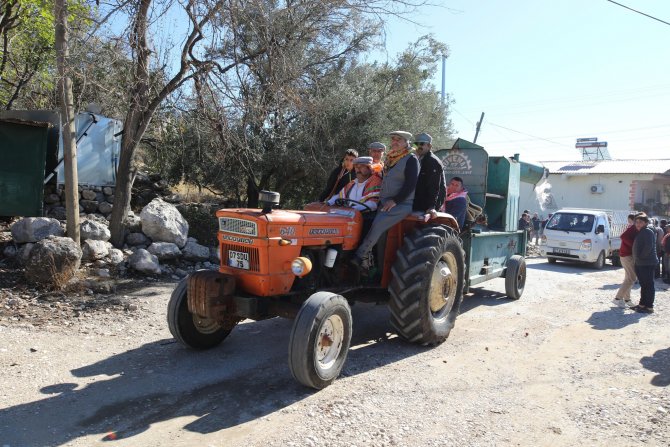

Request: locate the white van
(540, 208), (629, 269)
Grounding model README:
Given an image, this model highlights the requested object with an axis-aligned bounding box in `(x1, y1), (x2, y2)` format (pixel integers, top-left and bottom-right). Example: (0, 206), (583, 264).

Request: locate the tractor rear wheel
(288, 292), (352, 389)
(167, 275), (232, 349)
(388, 225), (465, 346)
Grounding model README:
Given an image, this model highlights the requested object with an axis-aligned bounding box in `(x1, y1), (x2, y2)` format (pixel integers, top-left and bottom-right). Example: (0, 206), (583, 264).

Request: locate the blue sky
(373, 0), (670, 164)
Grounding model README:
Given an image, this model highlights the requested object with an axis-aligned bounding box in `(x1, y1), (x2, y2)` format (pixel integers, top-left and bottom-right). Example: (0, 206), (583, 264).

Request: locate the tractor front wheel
(288, 292), (352, 389)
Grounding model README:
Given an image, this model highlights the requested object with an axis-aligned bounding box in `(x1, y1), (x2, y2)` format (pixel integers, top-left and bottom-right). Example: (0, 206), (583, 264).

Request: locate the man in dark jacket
(412, 133), (446, 222)
(632, 213), (659, 313)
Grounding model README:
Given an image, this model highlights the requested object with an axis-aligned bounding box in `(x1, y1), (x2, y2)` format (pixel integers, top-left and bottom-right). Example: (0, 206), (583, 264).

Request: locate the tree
(108, 0), (431, 246)
(54, 0), (81, 244)
(143, 34), (453, 208)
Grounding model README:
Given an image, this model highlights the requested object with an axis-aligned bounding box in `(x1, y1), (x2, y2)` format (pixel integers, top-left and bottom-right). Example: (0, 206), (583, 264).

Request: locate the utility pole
(473, 112), (485, 143)
(54, 0), (80, 245)
(441, 54), (446, 105)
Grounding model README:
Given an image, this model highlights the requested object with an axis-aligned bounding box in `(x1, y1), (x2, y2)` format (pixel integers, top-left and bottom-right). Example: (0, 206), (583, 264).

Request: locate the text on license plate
(554, 248), (570, 255)
(228, 250), (250, 269)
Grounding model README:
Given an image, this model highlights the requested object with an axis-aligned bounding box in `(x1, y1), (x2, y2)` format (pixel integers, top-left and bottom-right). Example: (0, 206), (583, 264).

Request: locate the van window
(546, 213), (595, 232)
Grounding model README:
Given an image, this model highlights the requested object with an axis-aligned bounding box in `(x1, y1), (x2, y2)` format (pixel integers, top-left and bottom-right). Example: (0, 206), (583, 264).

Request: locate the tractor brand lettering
(442, 150), (473, 176)
(280, 226), (296, 236)
(222, 234), (254, 245)
(308, 228), (338, 236)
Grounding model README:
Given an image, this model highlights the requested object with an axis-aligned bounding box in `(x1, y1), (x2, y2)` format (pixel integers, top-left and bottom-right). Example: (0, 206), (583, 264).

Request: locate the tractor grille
(218, 217), (258, 236)
(221, 243), (261, 272)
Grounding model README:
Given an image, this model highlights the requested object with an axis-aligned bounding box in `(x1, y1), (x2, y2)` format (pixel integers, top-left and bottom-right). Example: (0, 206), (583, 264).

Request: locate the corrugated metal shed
(541, 159), (670, 175)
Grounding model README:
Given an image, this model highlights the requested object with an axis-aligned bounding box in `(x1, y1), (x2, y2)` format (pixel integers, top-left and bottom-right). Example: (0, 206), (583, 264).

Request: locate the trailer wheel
(591, 251), (605, 270)
(288, 292), (352, 389)
(167, 276), (232, 349)
(505, 255), (526, 300)
(389, 225), (465, 346)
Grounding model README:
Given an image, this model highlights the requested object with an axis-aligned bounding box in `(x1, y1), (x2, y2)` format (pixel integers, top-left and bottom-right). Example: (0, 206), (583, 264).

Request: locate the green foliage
(177, 203), (219, 247)
(0, 0), (93, 110)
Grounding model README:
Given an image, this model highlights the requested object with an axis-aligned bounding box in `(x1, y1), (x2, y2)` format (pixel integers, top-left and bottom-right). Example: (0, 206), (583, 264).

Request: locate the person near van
(531, 212), (541, 244)
(319, 148), (358, 202)
(662, 225), (670, 284)
(613, 213), (639, 308)
(654, 218), (665, 278)
(631, 213), (658, 313)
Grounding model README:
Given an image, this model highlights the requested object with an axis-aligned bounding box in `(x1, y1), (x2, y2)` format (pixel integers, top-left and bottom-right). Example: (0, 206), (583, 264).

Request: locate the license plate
(554, 248), (570, 255)
(228, 250), (250, 270)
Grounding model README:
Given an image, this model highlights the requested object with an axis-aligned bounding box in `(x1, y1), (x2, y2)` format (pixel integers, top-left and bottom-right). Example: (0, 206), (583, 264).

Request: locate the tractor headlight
(291, 257), (313, 277)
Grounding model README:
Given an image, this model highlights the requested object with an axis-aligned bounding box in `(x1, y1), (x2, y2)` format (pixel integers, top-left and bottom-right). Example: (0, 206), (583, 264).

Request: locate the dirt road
(1, 257), (668, 447)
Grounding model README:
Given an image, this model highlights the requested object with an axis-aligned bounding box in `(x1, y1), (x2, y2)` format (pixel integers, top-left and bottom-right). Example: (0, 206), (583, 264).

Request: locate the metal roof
(541, 159), (670, 175)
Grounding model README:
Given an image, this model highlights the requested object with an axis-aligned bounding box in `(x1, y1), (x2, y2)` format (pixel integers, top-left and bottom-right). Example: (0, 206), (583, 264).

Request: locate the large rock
(80, 200), (99, 214)
(24, 236), (82, 286)
(128, 248), (161, 275)
(107, 248), (125, 265)
(147, 242), (181, 261)
(140, 199), (189, 248)
(81, 189), (97, 200)
(11, 217), (64, 243)
(125, 211), (142, 232)
(98, 202), (113, 215)
(80, 219), (111, 241)
(17, 243), (34, 265)
(126, 232), (150, 246)
(82, 239), (110, 261)
(182, 240), (210, 261)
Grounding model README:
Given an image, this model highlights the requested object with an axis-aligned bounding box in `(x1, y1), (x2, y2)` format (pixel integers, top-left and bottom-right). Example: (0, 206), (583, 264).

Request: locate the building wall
(519, 173), (662, 218)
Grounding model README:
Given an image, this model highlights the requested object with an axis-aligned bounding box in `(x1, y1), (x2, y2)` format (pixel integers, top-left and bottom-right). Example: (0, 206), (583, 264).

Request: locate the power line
(487, 122), (573, 148)
(605, 0), (670, 27)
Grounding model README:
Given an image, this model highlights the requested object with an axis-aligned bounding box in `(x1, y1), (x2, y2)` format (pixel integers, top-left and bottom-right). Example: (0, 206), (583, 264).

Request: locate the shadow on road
(0, 304), (426, 445)
(527, 261), (619, 274)
(460, 287), (511, 313)
(640, 347), (670, 387)
(585, 308), (645, 330)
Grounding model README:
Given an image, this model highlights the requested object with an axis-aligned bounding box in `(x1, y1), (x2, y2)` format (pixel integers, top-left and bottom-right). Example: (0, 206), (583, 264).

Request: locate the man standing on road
(631, 213), (658, 313)
(351, 131), (419, 269)
(412, 132), (446, 222)
(531, 212), (541, 245)
(613, 213), (639, 308)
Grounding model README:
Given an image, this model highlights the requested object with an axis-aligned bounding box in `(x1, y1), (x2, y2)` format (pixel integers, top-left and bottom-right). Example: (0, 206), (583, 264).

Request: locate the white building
(519, 159), (670, 218)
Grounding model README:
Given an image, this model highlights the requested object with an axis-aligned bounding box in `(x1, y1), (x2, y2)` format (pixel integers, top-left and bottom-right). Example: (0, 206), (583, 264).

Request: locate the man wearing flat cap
(327, 156), (382, 212)
(367, 142), (386, 177)
(412, 132), (446, 222)
(352, 130), (419, 269)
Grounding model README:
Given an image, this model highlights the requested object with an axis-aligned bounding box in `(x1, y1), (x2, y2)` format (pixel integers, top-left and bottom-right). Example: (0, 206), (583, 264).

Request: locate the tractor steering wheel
(334, 198), (374, 213)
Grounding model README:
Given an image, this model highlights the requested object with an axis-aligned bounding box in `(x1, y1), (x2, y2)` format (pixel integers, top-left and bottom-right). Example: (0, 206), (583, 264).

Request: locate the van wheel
(389, 225), (465, 346)
(505, 255), (526, 300)
(288, 292), (352, 390)
(547, 257), (556, 264)
(591, 251), (605, 270)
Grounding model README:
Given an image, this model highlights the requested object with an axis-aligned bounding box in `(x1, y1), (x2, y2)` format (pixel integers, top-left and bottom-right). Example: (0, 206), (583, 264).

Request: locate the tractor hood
(216, 207), (363, 250)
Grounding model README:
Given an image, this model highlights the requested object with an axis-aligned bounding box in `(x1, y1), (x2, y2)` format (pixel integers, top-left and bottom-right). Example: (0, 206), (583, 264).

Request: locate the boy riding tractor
(168, 189), (465, 389)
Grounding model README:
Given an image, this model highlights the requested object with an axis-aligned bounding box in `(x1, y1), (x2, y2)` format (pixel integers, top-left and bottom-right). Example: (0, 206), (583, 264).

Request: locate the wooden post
(54, 0), (80, 245)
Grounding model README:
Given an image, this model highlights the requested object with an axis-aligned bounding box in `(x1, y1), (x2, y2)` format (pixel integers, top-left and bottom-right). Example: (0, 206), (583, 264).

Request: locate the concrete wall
(519, 173), (667, 218)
